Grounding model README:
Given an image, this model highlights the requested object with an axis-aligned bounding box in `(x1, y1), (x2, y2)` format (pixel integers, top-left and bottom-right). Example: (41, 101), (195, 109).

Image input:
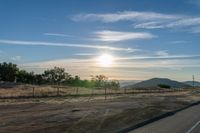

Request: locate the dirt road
(0, 92), (199, 133)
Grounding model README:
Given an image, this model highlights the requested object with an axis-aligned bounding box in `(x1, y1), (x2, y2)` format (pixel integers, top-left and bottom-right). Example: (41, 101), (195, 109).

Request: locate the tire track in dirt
(96, 109), (110, 131)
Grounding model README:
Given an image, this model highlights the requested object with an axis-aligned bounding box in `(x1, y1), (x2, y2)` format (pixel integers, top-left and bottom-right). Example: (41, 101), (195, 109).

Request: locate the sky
(0, 0), (200, 81)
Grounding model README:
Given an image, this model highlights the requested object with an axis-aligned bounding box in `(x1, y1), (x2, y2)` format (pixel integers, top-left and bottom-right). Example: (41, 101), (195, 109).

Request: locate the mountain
(119, 80), (140, 87)
(125, 78), (190, 88)
(183, 81), (200, 87)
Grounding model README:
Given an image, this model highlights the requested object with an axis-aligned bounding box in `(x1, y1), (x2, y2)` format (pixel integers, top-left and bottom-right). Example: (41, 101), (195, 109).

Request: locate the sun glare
(98, 54), (114, 67)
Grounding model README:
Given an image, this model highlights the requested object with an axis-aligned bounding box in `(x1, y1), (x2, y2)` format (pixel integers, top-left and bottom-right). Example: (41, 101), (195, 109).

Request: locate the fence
(0, 84), (198, 99)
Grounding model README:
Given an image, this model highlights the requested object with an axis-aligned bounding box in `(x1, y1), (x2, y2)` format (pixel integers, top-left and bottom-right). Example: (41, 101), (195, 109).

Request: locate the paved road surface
(129, 104), (200, 133)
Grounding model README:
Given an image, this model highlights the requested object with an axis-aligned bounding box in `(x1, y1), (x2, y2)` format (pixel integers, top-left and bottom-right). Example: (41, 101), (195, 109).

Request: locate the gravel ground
(0, 91), (199, 133)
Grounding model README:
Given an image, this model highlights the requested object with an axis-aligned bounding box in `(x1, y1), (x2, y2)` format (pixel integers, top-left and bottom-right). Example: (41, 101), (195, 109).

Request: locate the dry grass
(0, 91), (199, 133)
(0, 84), (198, 98)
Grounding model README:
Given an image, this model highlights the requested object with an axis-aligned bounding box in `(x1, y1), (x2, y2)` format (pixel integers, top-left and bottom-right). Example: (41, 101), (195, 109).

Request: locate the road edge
(117, 101), (200, 133)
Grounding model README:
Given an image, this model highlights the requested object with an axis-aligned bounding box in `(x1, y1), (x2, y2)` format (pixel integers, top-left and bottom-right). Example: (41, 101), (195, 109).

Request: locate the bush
(158, 84), (171, 89)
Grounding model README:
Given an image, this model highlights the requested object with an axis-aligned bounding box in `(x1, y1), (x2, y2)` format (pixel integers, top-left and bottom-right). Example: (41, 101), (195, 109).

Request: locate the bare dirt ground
(0, 90), (199, 133)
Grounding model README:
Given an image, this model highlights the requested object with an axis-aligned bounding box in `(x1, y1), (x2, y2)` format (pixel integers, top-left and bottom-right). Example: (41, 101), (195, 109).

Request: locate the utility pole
(192, 75), (195, 89)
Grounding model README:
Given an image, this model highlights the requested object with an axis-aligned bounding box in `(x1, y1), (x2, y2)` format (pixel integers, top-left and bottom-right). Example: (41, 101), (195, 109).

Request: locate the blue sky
(0, 0), (200, 81)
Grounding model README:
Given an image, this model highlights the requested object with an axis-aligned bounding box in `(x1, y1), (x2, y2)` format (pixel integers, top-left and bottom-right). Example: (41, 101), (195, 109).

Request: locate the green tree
(158, 84), (171, 89)
(110, 80), (120, 89)
(34, 74), (45, 85)
(43, 67), (68, 84)
(0, 62), (19, 82)
(17, 70), (35, 84)
(91, 75), (108, 88)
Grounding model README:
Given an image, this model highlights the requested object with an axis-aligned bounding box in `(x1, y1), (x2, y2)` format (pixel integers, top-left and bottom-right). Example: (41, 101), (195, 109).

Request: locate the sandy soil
(0, 91), (199, 133)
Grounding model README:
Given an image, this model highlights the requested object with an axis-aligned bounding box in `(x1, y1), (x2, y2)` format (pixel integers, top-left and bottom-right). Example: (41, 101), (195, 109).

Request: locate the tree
(43, 67), (68, 84)
(0, 62), (119, 90)
(0, 62), (19, 82)
(34, 74), (45, 85)
(91, 75), (108, 88)
(110, 80), (120, 89)
(16, 70), (35, 84)
(72, 75), (81, 86)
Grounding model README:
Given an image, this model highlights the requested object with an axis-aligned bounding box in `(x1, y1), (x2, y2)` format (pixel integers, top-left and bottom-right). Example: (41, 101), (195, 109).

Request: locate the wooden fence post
(76, 88), (79, 95)
(91, 88), (94, 95)
(105, 88), (107, 100)
(124, 88), (126, 94)
(57, 87), (59, 96)
(32, 87), (35, 97)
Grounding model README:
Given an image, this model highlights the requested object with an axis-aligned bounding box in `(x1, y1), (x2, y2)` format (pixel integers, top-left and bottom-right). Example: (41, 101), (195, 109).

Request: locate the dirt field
(0, 90), (199, 133)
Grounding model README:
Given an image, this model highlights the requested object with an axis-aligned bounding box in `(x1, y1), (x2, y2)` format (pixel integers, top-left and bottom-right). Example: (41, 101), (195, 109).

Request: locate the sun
(97, 54), (114, 67)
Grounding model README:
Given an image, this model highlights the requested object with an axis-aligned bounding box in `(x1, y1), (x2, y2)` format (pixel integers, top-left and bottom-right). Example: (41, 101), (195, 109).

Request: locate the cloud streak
(116, 54), (200, 61)
(44, 33), (74, 38)
(21, 54), (200, 80)
(73, 11), (200, 33)
(72, 11), (180, 23)
(93, 30), (155, 42)
(0, 39), (136, 52)
(23, 54), (200, 69)
(74, 53), (97, 56)
(11, 56), (22, 61)
(134, 17), (200, 32)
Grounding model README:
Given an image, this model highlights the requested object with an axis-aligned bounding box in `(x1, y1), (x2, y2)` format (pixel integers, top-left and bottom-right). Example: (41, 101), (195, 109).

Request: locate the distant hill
(119, 80), (140, 87)
(0, 82), (19, 88)
(125, 78), (190, 88)
(183, 81), (200, 87)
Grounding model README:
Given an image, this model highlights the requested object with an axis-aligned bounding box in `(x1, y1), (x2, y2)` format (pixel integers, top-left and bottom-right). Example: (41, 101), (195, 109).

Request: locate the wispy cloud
(21, 53), (200, 80)
(134, 16), (200, 33)
(0, 50), (3, 54)
(23, 54), (200, 69)
(169, 40), (188, 44)
(93, 30), (156, 42)
(74, 53), (97, 56)
(0, 39), (136, 52)
(72, 11), (180, 23)
(167, 17), (200, 28)
(155, 50), (169, 56)
(116, 54), (200, 60)
(188, 0), (200, 7)
(73, 11), (200, 33)
(43, 33), (74, 38)
(134, 21), (166, 29)
(11, 56), (22, 61)
(0, 50), (6, 58)
(190, 26), (200, 33)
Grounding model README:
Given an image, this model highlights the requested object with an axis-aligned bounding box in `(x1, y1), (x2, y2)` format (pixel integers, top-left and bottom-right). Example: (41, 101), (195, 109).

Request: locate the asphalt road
(129, 104), (200, 133)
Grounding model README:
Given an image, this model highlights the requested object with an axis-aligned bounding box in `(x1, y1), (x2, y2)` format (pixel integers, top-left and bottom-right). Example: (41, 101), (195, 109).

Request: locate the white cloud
(0, 50), (5, 59)
(73, 10), (200, 34)
(74, 53), (97, 56)
(11, 56), (22, 61)
(169, 40), (188, 44)
(72, 11), (180, 23)
(23, 54), (200, 69)
(134, 16), (200, 33)
(21, 54), (200, 80)
(188, 0), (200, 7)
(117, 54), (200, 60)
(134, 17), (200, 29)
(0, 39), (136, 52)
(167, 17), (200, 28)
(94, 30), (156, 42)
(190, 26), (200, 33)
(156, 50), (169, 56)
(134, 21), (167, 29)
(44, 33), (74, 37)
